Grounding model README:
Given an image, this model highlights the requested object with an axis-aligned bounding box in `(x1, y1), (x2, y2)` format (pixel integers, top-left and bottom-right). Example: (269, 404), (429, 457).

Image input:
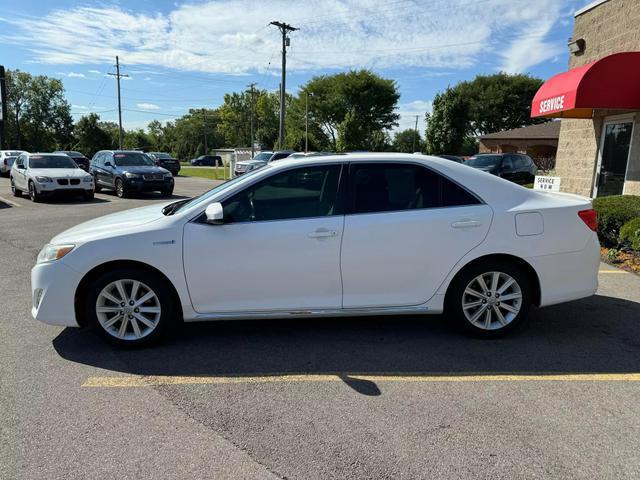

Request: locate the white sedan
(31, 153), (600, 346)
(11, 152), (94, 201)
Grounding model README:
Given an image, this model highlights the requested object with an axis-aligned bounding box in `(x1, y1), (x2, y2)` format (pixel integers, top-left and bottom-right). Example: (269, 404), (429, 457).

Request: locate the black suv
(90, 150), (174, 198)
(54, 151), (91, 171)
(148, 152), (180, 176)
(465, 153), (538, 185)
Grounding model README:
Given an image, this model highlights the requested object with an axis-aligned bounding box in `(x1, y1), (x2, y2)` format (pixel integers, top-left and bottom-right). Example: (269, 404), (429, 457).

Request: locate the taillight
(578, 209), (598, 232)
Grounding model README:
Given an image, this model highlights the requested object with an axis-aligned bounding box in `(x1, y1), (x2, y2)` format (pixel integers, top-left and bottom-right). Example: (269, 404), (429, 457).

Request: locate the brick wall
(555, 0), (640, 196)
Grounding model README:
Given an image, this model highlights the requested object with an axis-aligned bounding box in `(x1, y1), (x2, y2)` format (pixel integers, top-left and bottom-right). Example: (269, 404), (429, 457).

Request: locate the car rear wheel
(93, 175), (101, 192)
(115, 178), (127, 198)
(447, 261), (531, 338)
(10, 178), (21, 197)
(85, 269), (176, 347)
(28, 181), (41, 203)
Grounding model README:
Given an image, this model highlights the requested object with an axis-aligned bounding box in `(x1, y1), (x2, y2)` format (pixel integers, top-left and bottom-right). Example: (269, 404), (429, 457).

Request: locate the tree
(302, 70), (400, 151)
(74, 113), (113, 157)
(392, 129), (422, 153)
(4, 69), (73, 151)
(424, 73), (546, 155)
(424, 88), (469, 154)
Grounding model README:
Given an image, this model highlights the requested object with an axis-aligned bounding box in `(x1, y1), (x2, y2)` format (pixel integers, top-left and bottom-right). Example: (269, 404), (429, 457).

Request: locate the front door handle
(308, 228), (338, 239)
(451, 220), (482, 229)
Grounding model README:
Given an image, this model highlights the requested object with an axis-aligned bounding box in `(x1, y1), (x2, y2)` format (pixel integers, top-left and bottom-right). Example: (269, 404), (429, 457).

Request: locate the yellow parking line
(0, 195), (22, 207)
(82, 372), (640, 388)
(598, 270), (629, 274)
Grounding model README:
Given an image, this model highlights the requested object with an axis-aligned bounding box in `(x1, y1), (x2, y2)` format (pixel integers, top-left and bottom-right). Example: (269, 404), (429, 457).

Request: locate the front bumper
(31, 260), (83, 327)
(35, 181), (94, 194)
(125, 177), (174, 191)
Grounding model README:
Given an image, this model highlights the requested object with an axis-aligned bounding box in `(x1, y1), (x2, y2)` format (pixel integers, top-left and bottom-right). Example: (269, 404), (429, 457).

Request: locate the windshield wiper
(162, 198), (191, 216)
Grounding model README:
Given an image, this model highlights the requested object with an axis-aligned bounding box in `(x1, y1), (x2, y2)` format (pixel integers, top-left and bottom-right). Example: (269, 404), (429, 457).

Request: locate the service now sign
(534, 176), (561, 192)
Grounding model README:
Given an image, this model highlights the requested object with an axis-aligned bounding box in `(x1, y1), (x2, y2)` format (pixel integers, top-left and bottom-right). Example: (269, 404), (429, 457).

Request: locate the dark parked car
(190, 155), (222, 166)
(148, 152), (180, 176)
(465, 153), (538, 185)
(55, 151), (91, 171)
(90, 150), (174, 198)
(437, 154), (464, 163)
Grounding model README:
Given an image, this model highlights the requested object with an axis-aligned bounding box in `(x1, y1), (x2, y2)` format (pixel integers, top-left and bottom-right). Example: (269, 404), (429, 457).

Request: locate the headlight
(37, 244), (75, 264)
(82, 176), (93, 183)
(35, 176), (53, 183)
(163, 173), (173, 179)
(124, 172), (141, 179)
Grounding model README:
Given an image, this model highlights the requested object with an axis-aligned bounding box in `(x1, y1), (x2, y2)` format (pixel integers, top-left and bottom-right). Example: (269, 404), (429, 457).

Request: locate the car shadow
(53, 294), (640, 396)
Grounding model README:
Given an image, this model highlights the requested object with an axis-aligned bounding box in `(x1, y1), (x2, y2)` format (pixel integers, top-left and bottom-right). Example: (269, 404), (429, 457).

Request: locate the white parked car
(10, 152), (94, 202)
(31, 153), (600, 347)
(0, 150), (26, 176)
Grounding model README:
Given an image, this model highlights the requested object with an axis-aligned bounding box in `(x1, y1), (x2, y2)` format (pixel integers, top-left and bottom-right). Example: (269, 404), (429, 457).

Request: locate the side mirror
(204, 202), (224, 225)
(104, 161), (113, 168)
(17, 164), (25, 170)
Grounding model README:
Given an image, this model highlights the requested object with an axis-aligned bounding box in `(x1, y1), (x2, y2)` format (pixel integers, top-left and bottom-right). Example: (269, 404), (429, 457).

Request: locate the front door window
(597, 121), (633, 197)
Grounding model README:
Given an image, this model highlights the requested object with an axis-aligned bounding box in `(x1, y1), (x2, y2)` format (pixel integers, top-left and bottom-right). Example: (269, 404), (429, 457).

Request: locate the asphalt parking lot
(1, 174), (639, 479)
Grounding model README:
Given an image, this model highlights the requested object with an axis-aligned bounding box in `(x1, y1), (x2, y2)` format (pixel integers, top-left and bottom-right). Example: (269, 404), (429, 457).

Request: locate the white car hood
(52, 203), (171, 244)
(30, 168), (90, 178)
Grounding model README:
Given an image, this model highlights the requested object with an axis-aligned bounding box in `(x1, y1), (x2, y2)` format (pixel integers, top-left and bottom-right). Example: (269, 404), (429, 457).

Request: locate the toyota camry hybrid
(31, 153), (600, 347)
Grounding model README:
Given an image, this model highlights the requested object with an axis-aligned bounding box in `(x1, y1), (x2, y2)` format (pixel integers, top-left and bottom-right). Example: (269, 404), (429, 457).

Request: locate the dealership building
(531, 0), (640, 197)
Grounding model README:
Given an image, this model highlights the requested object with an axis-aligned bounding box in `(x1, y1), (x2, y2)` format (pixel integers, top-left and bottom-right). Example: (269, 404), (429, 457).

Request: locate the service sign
(534, 175), (561, 192)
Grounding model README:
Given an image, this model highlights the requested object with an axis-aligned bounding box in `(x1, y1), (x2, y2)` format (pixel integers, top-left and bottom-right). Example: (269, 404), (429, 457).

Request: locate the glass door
(595, 120), (634, 197)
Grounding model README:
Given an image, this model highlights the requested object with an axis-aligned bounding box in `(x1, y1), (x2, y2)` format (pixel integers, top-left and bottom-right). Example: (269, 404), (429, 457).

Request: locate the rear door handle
(308, 228), (338, 239)
(451, 220), (482, 229)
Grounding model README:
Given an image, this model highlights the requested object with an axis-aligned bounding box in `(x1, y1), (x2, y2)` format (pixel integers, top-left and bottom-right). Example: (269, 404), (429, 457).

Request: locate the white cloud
(71, 104), (88, 110)
(136, 103), (160, 110)
(88, 69), (101, 74)
(56, 71), (86, 78)
(4, 1), (569, 74)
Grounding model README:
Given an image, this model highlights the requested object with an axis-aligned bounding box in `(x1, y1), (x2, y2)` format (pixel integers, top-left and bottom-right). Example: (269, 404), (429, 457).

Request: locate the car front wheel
(115, 178), (127, 198)
(85, 268), (176, 347)
(447, 261), (531, 338)
(29, 181), (41, 203)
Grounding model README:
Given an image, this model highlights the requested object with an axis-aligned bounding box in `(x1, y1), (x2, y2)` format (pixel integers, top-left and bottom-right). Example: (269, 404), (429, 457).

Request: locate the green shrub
(592, 195), (640, 247)
(619, 217), (640, 251)
(606, 248), (620, 262)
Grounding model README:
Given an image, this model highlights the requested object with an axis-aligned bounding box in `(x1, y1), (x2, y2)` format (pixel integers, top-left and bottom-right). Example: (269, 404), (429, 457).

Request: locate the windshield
(252, 152), (272, 161)
(168, 166), (268, 215)
(6, 151), (24, 156)
(29, 155), (78, 169)
(113, 153), (155, 167)
(466, 155), (502, 168)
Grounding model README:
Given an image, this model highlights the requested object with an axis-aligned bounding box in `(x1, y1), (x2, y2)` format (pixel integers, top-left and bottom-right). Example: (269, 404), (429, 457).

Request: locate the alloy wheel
(461, 271), (522, 330)
(95, 279), (161, 341)
(116, 180), (124, 197)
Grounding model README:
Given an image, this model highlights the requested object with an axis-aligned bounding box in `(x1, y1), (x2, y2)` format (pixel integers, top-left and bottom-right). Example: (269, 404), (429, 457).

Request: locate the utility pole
(108, 56), (129, 149)
(305, 91), (314, 153)
(247, 82), (256, 158)
(413, 115), (419, 152)
(270, 21), (298, 150)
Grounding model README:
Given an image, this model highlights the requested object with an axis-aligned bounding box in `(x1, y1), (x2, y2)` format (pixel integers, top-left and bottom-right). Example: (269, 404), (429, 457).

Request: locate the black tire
(160, 188), (173, 197)
(83, 190), (94, 201)
(446, 260), (531, 338)
(94, 175), (102, 193)
(85, 268), (178, 348)
(115, 178), (127, 198)
(10, 178), (22, 197)
(28, 181), (41, 203)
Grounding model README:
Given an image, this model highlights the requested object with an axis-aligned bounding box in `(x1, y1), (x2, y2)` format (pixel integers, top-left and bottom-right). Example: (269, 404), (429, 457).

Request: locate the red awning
(531, 52), (640, 118)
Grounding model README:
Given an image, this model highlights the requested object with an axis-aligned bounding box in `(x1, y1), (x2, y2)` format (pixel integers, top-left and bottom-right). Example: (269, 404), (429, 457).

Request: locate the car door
(101, 152), (118, 187)
(183, 164), (345, 313)
(340, 162), (492, 308)
(498, 155), (519, 183)
(12, 154), (27, 189)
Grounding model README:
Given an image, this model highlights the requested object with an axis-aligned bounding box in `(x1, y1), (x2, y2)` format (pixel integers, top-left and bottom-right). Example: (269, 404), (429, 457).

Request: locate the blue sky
(0, 0), (584, 133)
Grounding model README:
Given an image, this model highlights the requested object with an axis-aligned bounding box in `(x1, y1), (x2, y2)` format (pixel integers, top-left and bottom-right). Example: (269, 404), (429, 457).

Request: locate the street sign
(534, 175), (561, 192)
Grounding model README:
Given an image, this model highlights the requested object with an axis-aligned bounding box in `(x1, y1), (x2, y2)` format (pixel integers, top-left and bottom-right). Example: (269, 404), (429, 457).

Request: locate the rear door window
(348, 163), (480, 214)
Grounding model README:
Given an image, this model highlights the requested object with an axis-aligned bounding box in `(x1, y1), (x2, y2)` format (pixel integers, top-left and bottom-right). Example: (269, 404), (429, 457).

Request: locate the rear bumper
(31, 260), (82, 327)
(527, 234), (600, 307)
